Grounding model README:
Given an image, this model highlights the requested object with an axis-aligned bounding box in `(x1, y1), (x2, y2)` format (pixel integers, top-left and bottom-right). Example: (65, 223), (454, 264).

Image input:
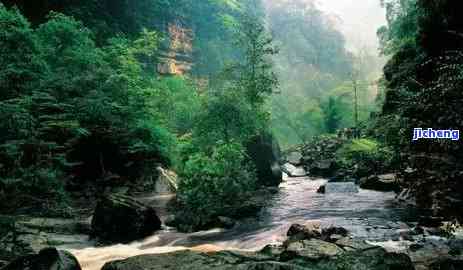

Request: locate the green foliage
(1, 0), (170, 43)
(336, 139), (394, 175)
(194, 90), (264, 147)
(378, 0), (418, 55)
(149, 76), (201, 135)
(0, 5), (173, 214)
(0, 6), (45, 100)
(265, 1), (383, 147)
(177, 142), (256, 219)
(0, 1), (280, 221)
(322, 97), (342, 134)
(172, 11), (279, 221)
(234, 13), (278, 105)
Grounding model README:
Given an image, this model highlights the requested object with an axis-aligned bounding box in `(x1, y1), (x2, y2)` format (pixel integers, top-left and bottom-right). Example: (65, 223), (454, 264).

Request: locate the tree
(235, 13), (279, 106)
(322, 97), (342, 134)
(0, 6), (173, 214)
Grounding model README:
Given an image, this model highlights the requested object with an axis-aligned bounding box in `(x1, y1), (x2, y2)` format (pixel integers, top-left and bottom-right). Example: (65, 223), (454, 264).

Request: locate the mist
(264, 0), (387, 147)
(317, 0), (386, 52)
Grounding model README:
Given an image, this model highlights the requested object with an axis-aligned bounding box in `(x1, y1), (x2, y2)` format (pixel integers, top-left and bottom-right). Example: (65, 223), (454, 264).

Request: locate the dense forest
(0, 0), (275, 216)
(0, 1), (462, 270)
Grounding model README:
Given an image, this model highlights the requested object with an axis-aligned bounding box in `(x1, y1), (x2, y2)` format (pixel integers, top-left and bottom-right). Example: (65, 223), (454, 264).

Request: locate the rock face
(0, 216), (90, 262)
(246, 133), (283, 187)
(2, 247), (81, 270)
(360, 174), (400, 192)
(157, 21), (193, 75)
(91, 194), (161, 243)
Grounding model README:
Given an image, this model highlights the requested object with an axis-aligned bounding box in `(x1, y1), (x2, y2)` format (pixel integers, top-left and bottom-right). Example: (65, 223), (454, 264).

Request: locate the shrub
(177, 142), (257, 220)
(336, 139), (394, 176)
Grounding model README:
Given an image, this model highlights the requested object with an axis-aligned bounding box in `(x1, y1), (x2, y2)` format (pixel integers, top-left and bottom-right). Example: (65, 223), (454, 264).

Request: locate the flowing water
(68, 170), (423, 270)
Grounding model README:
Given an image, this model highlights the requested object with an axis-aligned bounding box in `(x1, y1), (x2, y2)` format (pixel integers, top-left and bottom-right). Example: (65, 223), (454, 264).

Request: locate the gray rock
(246, 133), (282, 187)
(360, 174), (400, 192)
(91, 194), (161, 243)
(102, 250), (304, 270)
(283, 239), (345, 260)
(287, 152), (302, 166)
(309, 159), (335, 176)
(324, 182), (359, 194)
(321, 227), (349, 242)
(2, 247), (81, 270)
(216, 216), (236, 229)
(260, 244), (285, 257)
(101, 244), (415, 270)
(286, 223), (321, 241)
(335, 237), (375, 250)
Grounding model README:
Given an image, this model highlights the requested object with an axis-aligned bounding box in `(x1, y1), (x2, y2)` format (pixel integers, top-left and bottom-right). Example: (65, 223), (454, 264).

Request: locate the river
(68, 170), (423, 270)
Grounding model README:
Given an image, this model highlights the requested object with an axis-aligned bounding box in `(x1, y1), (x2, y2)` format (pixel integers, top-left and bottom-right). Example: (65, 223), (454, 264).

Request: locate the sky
(316, 0), (387, 52)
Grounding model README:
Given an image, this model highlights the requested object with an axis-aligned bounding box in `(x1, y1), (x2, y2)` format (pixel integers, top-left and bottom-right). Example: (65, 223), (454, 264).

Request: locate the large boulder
(360, 174), (400, 192)
(91, 194), (161, 243)
(2, 247), (81, 270)
(246, 133), (282, 187)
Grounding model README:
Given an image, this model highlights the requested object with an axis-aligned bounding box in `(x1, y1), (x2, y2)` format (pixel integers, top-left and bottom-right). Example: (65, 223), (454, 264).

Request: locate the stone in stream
(321, 227), (349, 242)
(2, 247), (81, 270)
(286, 223), (321, 241)
(359, 174), (400, 192)
(286, 223), (349, 243)
(91, 194), (161, 243)
(319, 182), (359, 194)
(317, 185), (326, 194)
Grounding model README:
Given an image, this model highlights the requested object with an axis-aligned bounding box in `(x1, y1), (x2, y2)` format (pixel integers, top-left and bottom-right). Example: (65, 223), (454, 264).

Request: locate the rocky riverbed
(1, 166), (462, 270)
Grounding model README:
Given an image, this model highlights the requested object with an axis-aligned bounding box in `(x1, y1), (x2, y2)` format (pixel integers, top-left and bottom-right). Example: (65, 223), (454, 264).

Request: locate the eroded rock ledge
(101, 224), (414, 270)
